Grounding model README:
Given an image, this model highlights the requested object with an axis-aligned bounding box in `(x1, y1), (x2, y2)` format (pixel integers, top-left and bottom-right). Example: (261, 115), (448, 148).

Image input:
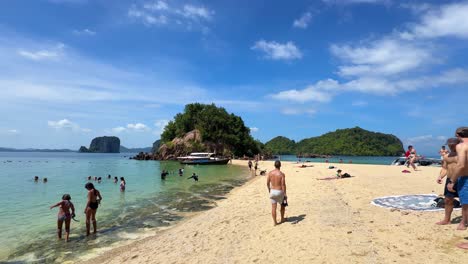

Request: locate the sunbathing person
(336, 169), (351, 178)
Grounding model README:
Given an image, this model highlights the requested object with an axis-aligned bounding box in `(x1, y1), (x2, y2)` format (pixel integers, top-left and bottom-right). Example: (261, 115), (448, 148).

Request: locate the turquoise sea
(0, 152), (250, 263)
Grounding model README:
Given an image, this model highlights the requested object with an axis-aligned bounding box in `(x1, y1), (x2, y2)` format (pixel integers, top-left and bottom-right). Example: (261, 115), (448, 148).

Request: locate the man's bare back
(267, 169), (285, 192)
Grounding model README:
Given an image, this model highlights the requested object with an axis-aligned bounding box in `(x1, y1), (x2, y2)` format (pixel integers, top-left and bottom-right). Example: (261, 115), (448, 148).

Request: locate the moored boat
(177, 152), (230, 165)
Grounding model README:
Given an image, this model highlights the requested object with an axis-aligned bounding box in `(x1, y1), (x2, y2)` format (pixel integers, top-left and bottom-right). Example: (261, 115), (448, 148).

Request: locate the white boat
(177, 152), (230, 165)
(391, 156), (442, 166)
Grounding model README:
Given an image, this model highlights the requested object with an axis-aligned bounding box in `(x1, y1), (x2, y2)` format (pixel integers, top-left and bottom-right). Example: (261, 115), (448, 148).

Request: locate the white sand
(82, 160), (468, 264)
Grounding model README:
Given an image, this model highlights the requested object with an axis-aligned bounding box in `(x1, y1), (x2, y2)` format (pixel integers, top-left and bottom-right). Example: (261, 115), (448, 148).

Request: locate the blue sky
(0, 0), (467, 155)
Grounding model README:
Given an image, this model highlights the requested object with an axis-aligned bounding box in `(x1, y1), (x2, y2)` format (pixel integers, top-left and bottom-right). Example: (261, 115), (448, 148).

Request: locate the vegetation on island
(264, 136), (296, 155)
(265, 127), (404, 156)
(159, 103), (260, 157)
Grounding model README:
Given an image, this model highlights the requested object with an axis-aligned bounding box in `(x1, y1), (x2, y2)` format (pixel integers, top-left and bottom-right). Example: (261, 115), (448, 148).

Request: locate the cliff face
(79, 136), (120, 153)
(156, 129), (216, 160)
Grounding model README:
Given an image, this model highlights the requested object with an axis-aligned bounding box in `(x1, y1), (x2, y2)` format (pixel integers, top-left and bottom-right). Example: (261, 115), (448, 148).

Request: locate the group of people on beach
(50, 182), (102, 242)
(434, 127), (468, 249)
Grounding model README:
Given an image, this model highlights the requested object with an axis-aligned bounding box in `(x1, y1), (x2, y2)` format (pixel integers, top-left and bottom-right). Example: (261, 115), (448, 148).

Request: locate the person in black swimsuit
(84, 183), (102, 236)
(188, 173), (199, 182)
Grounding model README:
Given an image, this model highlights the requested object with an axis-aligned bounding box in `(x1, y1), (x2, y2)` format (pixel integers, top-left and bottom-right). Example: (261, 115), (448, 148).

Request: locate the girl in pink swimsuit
(50, 194), (75, 242)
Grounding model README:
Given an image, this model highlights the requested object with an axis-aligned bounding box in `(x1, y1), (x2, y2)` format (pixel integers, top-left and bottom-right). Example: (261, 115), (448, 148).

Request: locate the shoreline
(81, 160), (467, 263)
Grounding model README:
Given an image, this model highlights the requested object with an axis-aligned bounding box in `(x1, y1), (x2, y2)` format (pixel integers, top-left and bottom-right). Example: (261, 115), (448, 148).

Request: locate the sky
(0, 0), (467, 155)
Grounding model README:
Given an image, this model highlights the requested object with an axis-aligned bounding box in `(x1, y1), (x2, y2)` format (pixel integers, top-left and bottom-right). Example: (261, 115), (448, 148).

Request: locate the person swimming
(178, 168), (184, 176)
(34, 176), (39, 182)
(43, 178), (48, 183)
(114, 176), (118, 183)
(94, 176), (98, 181)
(188, 173), (199, 182)
(97, 177), (102, 183)
(87, 176), (92, 181)
(120, 177), (126, 191)
(50, 194), (75, 242)
(107, 174), (111, 179)
(84, 183), (102, 236)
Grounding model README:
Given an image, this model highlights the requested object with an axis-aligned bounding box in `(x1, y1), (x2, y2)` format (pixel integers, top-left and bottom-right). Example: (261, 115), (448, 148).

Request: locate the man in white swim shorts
(267, 160), (287, 226)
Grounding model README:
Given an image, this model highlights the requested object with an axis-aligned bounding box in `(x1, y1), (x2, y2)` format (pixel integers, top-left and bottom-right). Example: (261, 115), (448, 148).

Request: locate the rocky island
(79, 136), (120, 153)
(132, 103), (261, 160)
(265, 127), (404, 156)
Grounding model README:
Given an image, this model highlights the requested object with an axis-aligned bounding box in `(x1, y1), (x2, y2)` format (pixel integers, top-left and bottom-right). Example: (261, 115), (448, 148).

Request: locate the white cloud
(17, 43), (65, 61)
(331, 38), (432, 77)
(7, 129), (20, 134)
(111, 123), (151, 133)
(144, 1), (169, 11)
(281, 108), (317, 116)
(270, 79), (339, 103)
(250, 127), (259, 133)
(180, 5), (213, 20)
(47, 119), (90, 132)
(73, 29), (96, 36)
(322, 0), (391, 4)
(0, 34), (212, 105)
(406, 2), (468, 39)
(128, 1), (213, 30)
(112, 126), (126, 133)
(251, 40), (302, 61)
(293, 12), (312, 29)
(128, 8), (168, 25)
(127, 123), (150, 132)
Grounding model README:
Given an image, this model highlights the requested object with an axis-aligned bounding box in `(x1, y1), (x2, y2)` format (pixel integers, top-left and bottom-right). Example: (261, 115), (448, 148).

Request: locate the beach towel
(371, 194), (461, 211)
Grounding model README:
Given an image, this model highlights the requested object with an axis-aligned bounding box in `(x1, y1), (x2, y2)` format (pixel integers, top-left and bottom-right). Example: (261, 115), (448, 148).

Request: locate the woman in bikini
(84, 182), (102, 236)
(50, 194), (75, 242)
(120, 177), (126, 192)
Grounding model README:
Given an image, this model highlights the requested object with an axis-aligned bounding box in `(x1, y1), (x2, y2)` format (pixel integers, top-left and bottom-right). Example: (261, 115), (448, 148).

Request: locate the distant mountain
(0, 147), (74, 152)
(79, 136), (120, 153)
(120, 146), (153, 153)
(265, 127), (404, 156)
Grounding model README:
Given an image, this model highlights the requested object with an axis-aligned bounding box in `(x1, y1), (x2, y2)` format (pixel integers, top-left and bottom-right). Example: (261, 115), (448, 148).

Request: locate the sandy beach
(82, 160), (467, 264)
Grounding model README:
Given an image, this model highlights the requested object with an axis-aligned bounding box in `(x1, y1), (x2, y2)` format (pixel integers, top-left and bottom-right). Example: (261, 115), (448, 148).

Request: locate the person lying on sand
(336, 169), (351, 178)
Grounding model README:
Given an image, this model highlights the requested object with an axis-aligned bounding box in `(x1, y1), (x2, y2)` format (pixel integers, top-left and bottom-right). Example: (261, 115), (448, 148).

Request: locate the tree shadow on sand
(284, 214), (306, 224)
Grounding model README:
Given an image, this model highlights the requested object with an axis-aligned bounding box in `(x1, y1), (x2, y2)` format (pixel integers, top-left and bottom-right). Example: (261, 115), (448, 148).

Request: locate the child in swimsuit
(50, 194), (75, 242)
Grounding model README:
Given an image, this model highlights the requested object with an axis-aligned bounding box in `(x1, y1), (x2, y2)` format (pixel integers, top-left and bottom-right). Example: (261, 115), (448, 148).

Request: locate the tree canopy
(264, 136), (296, 155)
(160, 103), (260, 156)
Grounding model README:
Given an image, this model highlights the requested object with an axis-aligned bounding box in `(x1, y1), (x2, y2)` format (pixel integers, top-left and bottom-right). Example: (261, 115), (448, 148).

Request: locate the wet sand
(82, 160), (468, 264)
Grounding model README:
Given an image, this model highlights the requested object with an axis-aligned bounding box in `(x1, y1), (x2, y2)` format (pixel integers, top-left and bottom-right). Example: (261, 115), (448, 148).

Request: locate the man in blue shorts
(448, 127), (468, 249)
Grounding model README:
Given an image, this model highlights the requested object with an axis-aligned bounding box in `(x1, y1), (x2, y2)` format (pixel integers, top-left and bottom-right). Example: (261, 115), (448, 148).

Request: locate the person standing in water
(84, 183), (102, 236)
(50, 194), (75, 242)
(114, 176), (118, 183)
(267, 160), (287, 226)
(436, 138), (461, 225)
(188, 173), (199, 182)
(120, 177), (126, 192)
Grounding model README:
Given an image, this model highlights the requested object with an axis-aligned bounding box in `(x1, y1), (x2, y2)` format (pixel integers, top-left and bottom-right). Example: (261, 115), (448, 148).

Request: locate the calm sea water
(0, 152), (249, 263)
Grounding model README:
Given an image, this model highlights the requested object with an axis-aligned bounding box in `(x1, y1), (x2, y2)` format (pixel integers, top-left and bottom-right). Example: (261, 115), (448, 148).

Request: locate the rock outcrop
(79, 136), (120, 153)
